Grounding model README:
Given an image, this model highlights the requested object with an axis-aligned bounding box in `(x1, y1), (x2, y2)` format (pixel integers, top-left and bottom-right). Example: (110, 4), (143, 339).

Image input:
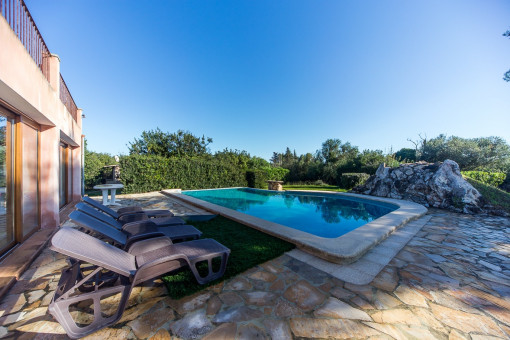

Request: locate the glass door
(21, 123), (39, 238)
(0, 113), (14, 253)
(59, 143), (71, 208)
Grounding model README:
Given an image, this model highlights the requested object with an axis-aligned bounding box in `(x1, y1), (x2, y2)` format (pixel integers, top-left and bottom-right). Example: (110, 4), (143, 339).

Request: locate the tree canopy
(128, 129), (213, 158)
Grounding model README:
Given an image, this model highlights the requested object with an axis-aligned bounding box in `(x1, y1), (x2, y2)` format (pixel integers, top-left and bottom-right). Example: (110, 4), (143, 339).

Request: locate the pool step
(286, 214), (432, 285)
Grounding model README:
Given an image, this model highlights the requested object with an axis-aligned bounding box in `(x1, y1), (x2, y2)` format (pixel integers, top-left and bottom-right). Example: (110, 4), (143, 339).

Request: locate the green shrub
(246, 169), (268, 189)
(119, 155), (248, 193)
(462, 171), (506, 188)
(84, 150), (115, 190)
(261, 167), (289, 181)
(339, 173), (370, 189)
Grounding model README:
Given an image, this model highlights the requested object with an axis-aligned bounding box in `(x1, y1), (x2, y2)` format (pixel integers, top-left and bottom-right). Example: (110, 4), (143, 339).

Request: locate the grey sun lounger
(75, 202), (186, 228)
(49, 227), (230, 339)
(69, 210), (202, 249)
(82, 196), (174, 219)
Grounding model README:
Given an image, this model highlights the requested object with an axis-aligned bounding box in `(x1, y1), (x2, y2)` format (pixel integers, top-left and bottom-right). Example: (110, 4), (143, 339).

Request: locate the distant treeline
(84, 130), (510, 192)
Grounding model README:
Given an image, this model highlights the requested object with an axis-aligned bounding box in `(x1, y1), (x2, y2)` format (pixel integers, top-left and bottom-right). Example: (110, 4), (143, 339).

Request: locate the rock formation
(352, 160), (484, 214)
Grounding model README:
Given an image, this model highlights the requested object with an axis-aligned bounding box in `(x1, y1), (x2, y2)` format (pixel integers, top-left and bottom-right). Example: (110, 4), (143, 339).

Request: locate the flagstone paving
(0, 193), (509, 339)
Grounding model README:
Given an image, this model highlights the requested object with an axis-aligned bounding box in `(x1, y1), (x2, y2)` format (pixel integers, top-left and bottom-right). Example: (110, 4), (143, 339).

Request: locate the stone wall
(352, 160), (484, 214)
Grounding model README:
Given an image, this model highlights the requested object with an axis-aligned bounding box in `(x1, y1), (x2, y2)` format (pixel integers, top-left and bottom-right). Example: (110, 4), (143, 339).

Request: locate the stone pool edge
(162, 189), (427, 264)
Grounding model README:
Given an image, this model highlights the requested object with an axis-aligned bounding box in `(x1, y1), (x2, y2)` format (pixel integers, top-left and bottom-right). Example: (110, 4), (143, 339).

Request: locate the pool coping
(163, 189), (428, 264)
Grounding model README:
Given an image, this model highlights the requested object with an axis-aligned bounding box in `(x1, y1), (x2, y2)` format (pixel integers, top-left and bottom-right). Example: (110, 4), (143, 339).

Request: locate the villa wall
(0, 14), (83, 247)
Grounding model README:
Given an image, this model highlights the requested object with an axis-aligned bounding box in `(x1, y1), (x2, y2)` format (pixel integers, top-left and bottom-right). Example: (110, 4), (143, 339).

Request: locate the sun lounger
(83, 196), (174, 219)
(48, 227), (230, 338)
(75, 202), (185, 228)
(69, 210), (202, 248)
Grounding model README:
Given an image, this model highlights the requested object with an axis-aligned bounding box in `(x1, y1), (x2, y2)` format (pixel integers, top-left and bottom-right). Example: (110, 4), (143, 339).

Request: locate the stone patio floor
(0, 192), (509, 339)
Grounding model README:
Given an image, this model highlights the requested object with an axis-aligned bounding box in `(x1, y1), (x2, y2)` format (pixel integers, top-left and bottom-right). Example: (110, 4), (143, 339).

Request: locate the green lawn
(283, 184), (347, 192)
(465, 177), (510, 215)
(162, 216), (294, 299)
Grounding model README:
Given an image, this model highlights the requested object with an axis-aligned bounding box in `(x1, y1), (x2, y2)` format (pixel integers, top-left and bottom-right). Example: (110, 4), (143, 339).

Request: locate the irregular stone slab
(9, 277), (48, 295)
(237, 323), (267, 340)
(167, 292), (211, 315)
(0, 294), (27, 317)
(242, 291), (277, 306)
(371, 267), (399, 292)
(448, 329), (469, 340)
(429, 291), (482, 315)
(363, 322), (437, 340)
(82, 327), (132, 340)
(212, 306), (263, 323)
(470, 335), (503, 340)
(206, 296), (222, 315)
(483, 305), (510, 327)
(412, 307), (447, 333)
(371, 309), (421, 325)
(120, 297), (165, 323)
(261, 262), (284, 274)
(202, 323), (237, 340)
(430, 303), (505, 337)
(289, 318), (380, 339)
(425, 254), (447, 263)
(15, 320), (66, 335)
(478, 260), (502, 272)
(249, 271), (277, 282)
(219, 292), (243, 306)
(314, 297), (371, 321)
(351, 296), (375, 310)
(263, 319), (292, 340)
(344, 283), (374, 301)
(148, 328), (171, 340)
(170, 309), (213, 339)
(373, 290), (401, 309)
(394, 284), (428, 307)
(27, 290), (46, 305)
(283, 280), (326, 311)
(330, 287), (355, 300)
(225, 278), (253, 291)
(275, 298), (305, 318)
(128, 307), (173, 339)
(269, 279), (284, 292)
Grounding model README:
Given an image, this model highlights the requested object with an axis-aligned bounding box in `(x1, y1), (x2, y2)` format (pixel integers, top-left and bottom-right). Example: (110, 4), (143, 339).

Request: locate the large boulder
(352, 160), (483, 214)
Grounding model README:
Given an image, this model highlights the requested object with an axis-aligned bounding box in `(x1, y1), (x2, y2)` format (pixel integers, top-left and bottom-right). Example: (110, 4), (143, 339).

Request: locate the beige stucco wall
(0, 15), (83, 228)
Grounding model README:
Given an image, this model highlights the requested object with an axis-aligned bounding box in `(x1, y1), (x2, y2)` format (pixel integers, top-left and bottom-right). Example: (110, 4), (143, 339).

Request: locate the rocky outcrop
(352, 160), (483, 214)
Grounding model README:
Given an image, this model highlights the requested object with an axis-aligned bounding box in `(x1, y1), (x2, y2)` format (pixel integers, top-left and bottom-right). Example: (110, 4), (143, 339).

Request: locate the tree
(504, 29), (510, 82)
(419, 134), (510, 171)
(394, 148), (417, 162)
(83, 139), (115, 189)
(270, 152), (282, 167)
(128, 129), (212, 158)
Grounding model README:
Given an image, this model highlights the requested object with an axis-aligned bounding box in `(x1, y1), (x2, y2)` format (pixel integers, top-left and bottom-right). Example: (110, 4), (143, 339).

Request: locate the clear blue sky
(26, 0), (510, 160)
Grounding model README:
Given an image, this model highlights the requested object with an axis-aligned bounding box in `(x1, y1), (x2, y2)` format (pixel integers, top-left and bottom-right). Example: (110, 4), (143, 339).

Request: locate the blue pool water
(183, 188), (398, 238)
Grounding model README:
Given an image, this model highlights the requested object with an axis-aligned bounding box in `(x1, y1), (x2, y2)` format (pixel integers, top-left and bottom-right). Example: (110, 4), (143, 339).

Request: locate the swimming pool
(169, 188), (427, 263)
(183, 188), (398, 238)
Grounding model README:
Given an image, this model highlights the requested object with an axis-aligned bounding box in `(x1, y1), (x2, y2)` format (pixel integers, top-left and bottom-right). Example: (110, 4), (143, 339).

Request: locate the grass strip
(465, 177), (510, 214)
(283, 185), (347, 192)
(162, 216), (295, 299)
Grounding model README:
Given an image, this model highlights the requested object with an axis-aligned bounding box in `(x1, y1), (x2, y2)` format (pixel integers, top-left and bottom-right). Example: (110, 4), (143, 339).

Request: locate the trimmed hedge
(246, 170), (268, 189)
(339, 173), (370, 189)
(119, 155), (248, 193)
(462, 171), (506, 188)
